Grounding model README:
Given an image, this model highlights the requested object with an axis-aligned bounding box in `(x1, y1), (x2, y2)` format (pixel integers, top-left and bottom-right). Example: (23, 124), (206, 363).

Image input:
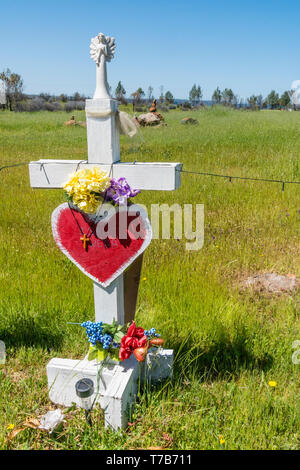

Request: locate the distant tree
(256, 94), (263, 108)
(279, 91), (291, 108)
(0, 68), (24, 111)
(159, 85), (164, 104)
(247, 95), (258, 109)
(147, 85), (154, 103)
(247, 95), (263, 110)
(39, 92), (51, 102)
(222, 88), (235, 106)
(73, 91), (82, 101)
(165, 90), (174, 104)
(131, 87), (144, 102)
(266, 90), (279, 109)
(131, 87), (145, 111)
(115, 81), (126, 101)
(212, 87), (222, 104)
(189, 84), (202, 105)
(59, 93), (68, 103)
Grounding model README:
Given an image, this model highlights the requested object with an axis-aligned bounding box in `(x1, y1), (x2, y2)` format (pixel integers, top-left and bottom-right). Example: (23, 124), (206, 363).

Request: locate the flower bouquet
(81, 320), (164, 363)
(63, 167), (140, 215)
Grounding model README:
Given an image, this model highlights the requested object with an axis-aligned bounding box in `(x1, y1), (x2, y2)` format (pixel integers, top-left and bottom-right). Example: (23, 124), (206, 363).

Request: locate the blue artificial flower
(101, 333), (112, 350)
(144, 328), (160, 340)
(81, 321), (104, 345)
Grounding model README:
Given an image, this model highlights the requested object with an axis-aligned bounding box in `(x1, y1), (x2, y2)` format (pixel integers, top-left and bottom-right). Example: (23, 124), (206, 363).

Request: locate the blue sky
(1, 0), (299, 100)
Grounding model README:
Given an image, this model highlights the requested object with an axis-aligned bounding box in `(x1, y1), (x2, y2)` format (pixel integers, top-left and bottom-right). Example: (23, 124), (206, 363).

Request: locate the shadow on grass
(0, 316), (63, 349)
(172, 332), (273, 380)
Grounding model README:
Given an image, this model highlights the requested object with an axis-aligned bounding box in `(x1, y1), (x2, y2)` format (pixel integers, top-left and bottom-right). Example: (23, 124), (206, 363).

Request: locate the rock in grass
(243, 272), (299, 294)
(137, 112), (161, 126)
(180, 117), (199, 125)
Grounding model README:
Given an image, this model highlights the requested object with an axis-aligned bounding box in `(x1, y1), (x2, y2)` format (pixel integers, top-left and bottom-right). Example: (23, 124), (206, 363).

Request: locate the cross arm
(29, 160), (182, 190)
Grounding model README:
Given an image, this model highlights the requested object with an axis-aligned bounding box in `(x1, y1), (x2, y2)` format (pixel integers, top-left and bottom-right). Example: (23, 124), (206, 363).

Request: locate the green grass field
(0, 107), (300, 450)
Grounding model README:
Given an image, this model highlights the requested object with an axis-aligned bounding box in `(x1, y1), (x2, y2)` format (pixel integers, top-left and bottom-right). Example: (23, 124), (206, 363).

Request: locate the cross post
(29, 32), (181, 430)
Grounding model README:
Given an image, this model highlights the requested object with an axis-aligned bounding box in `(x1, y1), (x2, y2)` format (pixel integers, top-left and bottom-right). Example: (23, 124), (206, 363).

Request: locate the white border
(51, 203), (152, 288)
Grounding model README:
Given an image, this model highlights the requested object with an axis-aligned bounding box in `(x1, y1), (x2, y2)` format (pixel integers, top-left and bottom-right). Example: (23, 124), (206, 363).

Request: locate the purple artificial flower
(105, 177), (140, 205)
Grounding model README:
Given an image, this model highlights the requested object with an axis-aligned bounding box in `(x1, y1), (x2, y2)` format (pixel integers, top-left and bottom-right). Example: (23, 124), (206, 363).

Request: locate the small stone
(180, 117), (199, 125)
(137, 112), (161, 126)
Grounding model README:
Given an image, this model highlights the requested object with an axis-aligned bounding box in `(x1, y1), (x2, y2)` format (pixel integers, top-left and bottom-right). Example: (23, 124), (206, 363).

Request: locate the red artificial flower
(137, 335), (148, 348)
(135, 327), (145, 339)
(119, 346), (132, 361)
(119, 322), (149, 361)
(126, 322), (137, 337)
(126, 322), (144, 338)
(121, 335), (138, 349)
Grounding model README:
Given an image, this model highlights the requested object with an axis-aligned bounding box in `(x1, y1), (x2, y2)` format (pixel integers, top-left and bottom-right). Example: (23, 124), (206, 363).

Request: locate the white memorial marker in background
(29, 32), (182, 429)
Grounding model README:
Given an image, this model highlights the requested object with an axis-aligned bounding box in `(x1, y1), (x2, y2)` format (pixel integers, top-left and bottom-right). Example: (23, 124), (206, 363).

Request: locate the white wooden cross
(29, 32), (181, 328)
(29, 32), (181, 429)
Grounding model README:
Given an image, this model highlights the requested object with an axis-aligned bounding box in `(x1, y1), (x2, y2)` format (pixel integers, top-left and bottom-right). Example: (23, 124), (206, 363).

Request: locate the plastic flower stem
(90, 356), (111, 412)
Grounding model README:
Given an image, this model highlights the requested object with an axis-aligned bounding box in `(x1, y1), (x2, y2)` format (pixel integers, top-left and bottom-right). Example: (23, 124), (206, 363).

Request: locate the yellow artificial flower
(268, 381), (277, 387)
(63, 167), (110, 213)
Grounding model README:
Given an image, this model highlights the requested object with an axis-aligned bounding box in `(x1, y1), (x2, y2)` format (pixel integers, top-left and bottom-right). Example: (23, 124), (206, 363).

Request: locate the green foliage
(86, 321), (126, 362)
(88, 344), (108, 362)
(101, 320), (126, 344)
(64, 190), (72, 203)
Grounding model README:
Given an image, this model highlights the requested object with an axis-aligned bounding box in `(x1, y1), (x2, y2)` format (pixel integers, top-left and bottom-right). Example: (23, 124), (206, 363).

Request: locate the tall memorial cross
(28, 32), (182, 429)
(29, 32), (181, 327)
